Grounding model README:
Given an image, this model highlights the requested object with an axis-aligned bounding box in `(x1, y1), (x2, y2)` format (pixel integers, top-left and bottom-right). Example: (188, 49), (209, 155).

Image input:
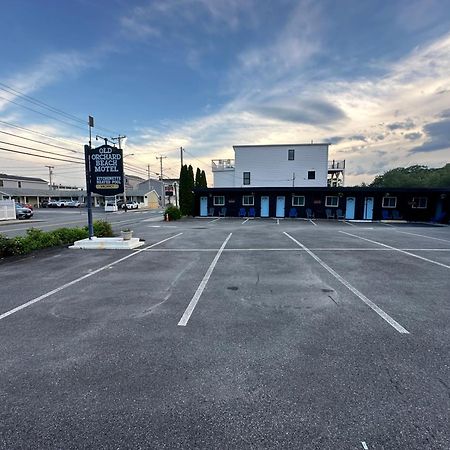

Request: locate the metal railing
(328, 160), (345, 170)
(212, 159), (235, 171)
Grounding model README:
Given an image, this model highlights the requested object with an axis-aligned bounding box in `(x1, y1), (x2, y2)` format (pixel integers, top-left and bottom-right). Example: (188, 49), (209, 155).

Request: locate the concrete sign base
(70, 237), (144, 250)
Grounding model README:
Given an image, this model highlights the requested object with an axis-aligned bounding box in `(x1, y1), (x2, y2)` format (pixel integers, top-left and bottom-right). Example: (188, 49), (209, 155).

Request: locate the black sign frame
(89, 144), (124, 196)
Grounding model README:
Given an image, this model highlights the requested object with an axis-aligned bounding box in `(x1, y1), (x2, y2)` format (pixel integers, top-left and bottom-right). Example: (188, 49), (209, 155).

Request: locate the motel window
(325, 196), (339, 207)
(288, 149), (295, 160)
(242, 195), (254, 206)
(308, 171), (315, 180)
(411, 197), (427, 209)
(382, 196), (397, 208)
(18, 181), (22, 188)
(243, 172), (251, 185)
(292, 195), (305, 206)
(0, 180), (3, 187)
(213, 196), (225, 206)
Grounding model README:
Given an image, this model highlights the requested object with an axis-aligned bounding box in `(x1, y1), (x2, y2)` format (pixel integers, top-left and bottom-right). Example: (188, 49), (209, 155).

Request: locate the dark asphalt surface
(0, 217), (449, 449)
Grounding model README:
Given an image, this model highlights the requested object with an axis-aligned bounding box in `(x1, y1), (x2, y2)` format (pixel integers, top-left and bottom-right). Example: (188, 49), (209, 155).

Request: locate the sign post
(85, 143), (124, 239)
(84, 145), (94, 239)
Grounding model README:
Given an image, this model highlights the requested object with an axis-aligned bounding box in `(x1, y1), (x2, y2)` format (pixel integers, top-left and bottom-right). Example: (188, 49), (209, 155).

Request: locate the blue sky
(1, 0), (450, 186)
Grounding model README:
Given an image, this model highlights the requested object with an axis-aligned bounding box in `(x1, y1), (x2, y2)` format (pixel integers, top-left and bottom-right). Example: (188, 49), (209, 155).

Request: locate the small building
(195, 186), (449, 222)
(0, 173), (48, 190)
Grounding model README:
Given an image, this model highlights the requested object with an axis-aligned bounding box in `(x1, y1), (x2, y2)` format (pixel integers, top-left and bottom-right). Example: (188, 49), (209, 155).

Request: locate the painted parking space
(0, 218), (449, 448)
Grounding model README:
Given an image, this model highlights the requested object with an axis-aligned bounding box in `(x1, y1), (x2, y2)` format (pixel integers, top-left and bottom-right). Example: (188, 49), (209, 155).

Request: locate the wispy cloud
(129, 29), (450, 184)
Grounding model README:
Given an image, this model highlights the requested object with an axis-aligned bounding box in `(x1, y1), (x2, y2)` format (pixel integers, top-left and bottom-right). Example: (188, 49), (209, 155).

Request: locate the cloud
(440, 108), (450, 118)
(386, 119), (415, 130)
(253, 98), (346, 125)
(404, 131), (422, 140)
(409, 119), (450, 153)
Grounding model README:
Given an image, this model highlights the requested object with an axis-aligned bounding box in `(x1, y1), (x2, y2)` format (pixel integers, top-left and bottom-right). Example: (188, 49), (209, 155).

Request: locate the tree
(200, 170), (208, 187)
(369, 164), (450, 188)
(186, 165), (195, 215)
(195, 167), (202, 187)
(179, 164), (190, 216)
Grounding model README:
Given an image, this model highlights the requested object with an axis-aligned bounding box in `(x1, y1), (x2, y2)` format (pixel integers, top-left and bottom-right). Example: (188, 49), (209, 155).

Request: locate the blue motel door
(276, 196), (285, 217)
(200, 196), (208, 217)
(345, 197), (355, 219)
(261, 196), (269, 217)
(364, 197), (374, 220)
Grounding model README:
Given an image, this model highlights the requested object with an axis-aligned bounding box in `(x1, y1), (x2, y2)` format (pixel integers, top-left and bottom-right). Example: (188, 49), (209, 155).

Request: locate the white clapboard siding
(233, 144), (328, 187)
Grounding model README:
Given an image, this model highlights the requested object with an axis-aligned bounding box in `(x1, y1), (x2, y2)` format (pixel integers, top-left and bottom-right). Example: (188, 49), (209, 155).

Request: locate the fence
(0, 200), (16, 221)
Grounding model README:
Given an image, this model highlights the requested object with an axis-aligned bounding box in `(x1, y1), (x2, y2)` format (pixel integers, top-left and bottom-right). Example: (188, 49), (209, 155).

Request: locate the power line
(0, 119), (83, 146)
(0, 94), (88, 132)
(0, 146), (84, 164)
(0, 129), (80, 154)
(0, 81), (120, 135)
(183, 149), (210, 169)
(0, 140), (83, 161)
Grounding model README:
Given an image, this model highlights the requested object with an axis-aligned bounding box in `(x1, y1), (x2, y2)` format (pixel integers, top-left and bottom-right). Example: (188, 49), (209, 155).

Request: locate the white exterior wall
(213, 170), (235, 188)
(0, 179), (48, 189)
(233, 144), (328, 188)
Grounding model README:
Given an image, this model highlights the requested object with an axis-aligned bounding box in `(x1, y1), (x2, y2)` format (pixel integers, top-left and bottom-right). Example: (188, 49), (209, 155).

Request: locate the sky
(1, 0), (450, 187)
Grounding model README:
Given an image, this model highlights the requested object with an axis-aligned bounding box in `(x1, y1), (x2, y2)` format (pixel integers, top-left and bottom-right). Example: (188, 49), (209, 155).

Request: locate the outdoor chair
(306, 208), (314, 219)
(219, 207), (227, 217)
(325, 208), (335, 219)
(288, 207), (298, 218)
(208, 207), (215, 217)
(336, 208), (345, 219)
(431, 211), (446, 223)
(248, 207), (256, 217)
(382, 209), (392, 220)
(239, 207), (246, 217)
(392, 210), (403, 220)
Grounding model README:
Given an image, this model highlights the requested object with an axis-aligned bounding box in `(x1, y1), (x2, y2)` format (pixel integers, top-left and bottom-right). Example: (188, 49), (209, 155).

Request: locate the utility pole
(45, 165), (54, 189)
(111, 135), (126, 150)
(156, 155), (167, 207)
(180, 147), (184, 170)
(110, 135), (127, 208)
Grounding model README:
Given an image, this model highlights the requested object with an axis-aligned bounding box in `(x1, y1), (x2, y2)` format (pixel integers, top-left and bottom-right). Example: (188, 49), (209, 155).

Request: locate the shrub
(165, 205), (182, 221)
(87, 220), (114, 237)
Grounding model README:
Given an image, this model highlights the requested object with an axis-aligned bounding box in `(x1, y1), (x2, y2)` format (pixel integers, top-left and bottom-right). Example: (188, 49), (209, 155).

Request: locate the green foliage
(369, 164), (450, 188)
(179, 164), (195, 216)
(0, 226), (89, 258)
(195, 167), (202, 187)
(200, 170), (208, 187)
(165, 204), (182, 220)
(92, 219), (114, 237)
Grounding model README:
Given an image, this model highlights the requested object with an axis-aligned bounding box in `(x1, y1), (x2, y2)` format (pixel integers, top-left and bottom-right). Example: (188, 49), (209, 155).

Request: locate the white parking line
(242, 218), (249, 225)
(340, 231), (450, 270)
(208, 218), (220, 224)
(309, 219), (317, 226)
(0, 233), (183, 321)
(284, 232), (409, 334)
(395, 230), (450, 243)
(343, 220), (356, 226)
(143, 247), (450, 252)
(178, 233), (232, 326)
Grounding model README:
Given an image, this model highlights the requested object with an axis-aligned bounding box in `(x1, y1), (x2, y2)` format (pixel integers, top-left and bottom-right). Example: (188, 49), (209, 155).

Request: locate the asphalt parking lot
(0, 217), (449, 449)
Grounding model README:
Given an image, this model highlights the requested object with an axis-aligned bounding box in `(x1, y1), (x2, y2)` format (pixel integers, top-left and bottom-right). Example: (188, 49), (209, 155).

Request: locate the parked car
(66, 200), (81, 208)
(122, 201), (138, 209)
(15, 203), (33, 219)
(22, 203), (34, 210)
(47, 200), (68, 207)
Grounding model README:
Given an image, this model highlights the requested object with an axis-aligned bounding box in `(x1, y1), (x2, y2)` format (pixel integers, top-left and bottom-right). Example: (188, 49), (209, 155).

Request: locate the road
(0, 207), (164, 238)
